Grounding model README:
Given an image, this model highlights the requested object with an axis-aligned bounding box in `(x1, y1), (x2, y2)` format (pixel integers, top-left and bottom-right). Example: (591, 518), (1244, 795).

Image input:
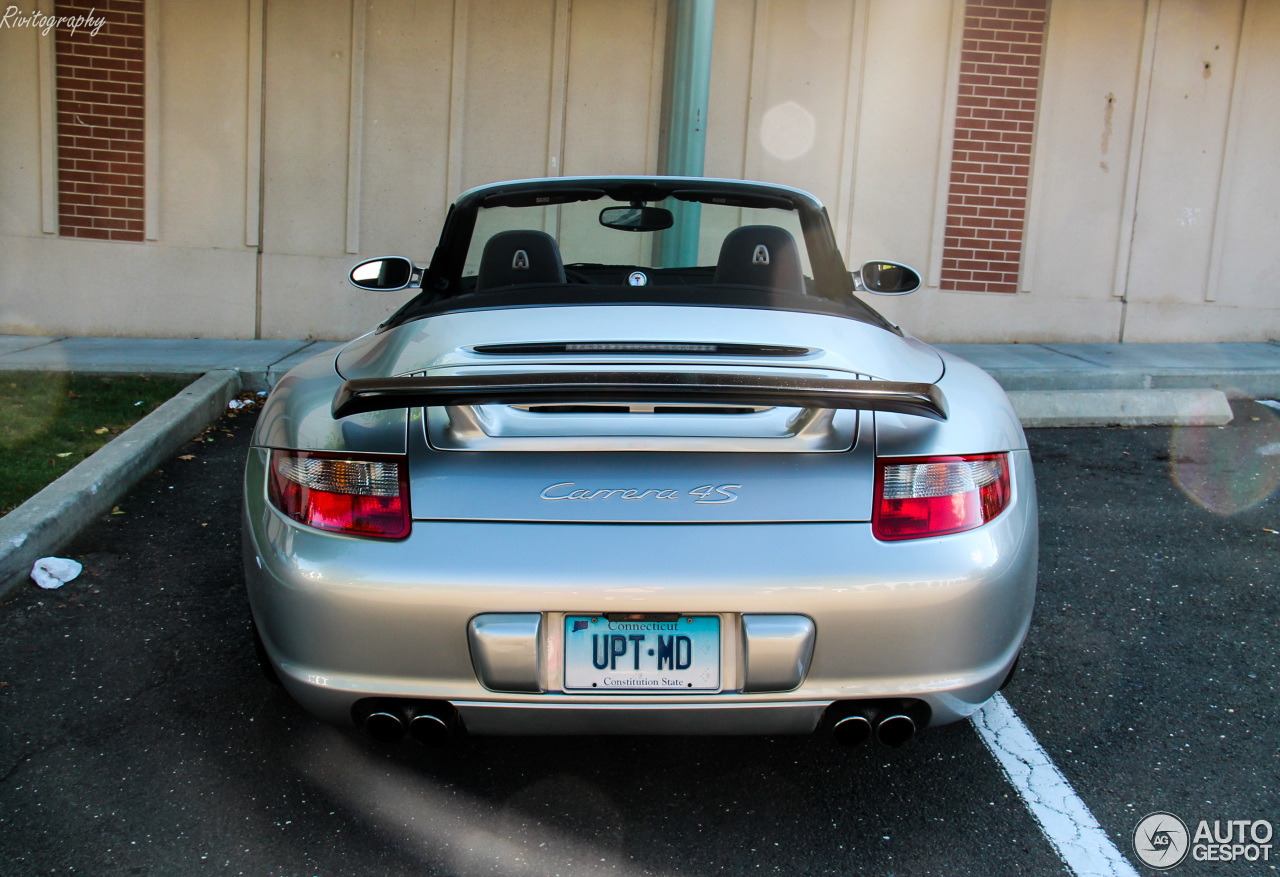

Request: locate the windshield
(463, 198), (813, 283)
(380, 178), (898, 334)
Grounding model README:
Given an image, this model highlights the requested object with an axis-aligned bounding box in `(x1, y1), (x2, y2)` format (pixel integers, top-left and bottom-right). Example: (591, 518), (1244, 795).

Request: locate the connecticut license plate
(563, 615), (720, 691)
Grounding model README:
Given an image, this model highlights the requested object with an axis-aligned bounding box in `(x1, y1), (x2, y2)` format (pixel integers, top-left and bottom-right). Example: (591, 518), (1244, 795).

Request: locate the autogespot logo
(1133, 812), (1190, 869)
(1134, 812), (1276, 868)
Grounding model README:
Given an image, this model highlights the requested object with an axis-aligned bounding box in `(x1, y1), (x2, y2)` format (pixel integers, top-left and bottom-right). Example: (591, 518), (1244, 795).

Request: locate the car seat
(474, 229), (567, 292)
(712, 225), (805, 294)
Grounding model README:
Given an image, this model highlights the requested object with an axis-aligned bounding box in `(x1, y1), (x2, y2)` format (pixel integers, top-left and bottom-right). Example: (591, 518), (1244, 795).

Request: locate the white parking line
(973, 693), (1140, 877)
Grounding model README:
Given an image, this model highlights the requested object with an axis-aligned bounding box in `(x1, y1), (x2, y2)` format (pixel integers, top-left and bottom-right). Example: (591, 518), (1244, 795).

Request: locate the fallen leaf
(94, 427), (109, 435)
(55, 452), (72, 458)
(110, 506), (125, 515)
(178, 454), (196, 461)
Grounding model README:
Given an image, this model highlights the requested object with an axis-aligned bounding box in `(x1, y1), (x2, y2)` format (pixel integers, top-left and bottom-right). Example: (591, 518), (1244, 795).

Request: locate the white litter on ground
(31, 557), (83, 590)
(228, 399), (246, 409)
(1257, 399), (1280, 411)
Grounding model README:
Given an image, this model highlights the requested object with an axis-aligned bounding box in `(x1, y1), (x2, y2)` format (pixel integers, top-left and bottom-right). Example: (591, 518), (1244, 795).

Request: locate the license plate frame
(562, 615), (721, 692)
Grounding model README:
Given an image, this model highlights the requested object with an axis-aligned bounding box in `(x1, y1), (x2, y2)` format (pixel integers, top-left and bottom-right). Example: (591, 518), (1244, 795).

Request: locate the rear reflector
(267, 450), (410, 539)
(873, 453), (1010, 541)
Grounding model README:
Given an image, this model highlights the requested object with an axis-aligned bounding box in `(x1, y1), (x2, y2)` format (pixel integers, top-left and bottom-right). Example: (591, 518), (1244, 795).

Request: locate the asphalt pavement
(2, 401), (1277, 875)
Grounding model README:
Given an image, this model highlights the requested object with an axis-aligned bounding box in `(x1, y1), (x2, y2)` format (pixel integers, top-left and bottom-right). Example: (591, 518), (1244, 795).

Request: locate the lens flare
(1171, 397), (1280, 515)
(760, 101), (816, 161)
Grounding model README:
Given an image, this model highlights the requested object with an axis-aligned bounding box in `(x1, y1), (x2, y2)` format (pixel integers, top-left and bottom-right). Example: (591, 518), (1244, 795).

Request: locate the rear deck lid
(405, 406), (877, 523)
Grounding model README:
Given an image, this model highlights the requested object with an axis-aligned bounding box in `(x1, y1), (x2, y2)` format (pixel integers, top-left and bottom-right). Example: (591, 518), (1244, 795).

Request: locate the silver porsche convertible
(242, 177), (1037, 749)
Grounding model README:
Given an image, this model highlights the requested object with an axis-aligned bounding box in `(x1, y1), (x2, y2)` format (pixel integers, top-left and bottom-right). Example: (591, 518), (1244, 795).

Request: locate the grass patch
(0, 372), (191, 515)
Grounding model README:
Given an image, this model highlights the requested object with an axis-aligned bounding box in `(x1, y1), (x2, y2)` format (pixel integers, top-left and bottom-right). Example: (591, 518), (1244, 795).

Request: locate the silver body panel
(404, 406), (877, 523)
(242, 447), (1036, 730)
(452, 701), (830, 736)
(243, 178), (1038, 737)
(468, 613), (542, 693)
(741, 615), (817, 693)
(334, 306), (945, 385)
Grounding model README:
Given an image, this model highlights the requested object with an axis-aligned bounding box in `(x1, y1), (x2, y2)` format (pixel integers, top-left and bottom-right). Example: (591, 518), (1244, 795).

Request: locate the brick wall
(55, 0), (145, 242)
(940, 0), (1048, 293)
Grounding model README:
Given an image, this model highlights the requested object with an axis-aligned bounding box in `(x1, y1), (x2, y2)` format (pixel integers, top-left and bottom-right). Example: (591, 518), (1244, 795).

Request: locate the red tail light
(267, 450), (410, 539)
(874, 453), (1010, 541)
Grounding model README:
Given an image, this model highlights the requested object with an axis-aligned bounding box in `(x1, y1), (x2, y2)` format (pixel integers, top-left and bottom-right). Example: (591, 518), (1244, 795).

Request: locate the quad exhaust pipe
(831, 711), (874, 748)
(826, 700), (928, 749)
(354, 699), (460, 746)
(408, 712), (454, 748)
(363, 708), (407, 743)
(874, 710), (917, 748)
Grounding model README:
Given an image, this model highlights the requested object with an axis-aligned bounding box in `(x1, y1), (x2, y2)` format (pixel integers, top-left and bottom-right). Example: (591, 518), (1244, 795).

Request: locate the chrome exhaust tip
(363, 710), (406, 743)
(408, 713), (451, 748)
(831, 714), (873, 748)
(874, 712), (916, 748)
(354, 698), (459, 746)
(824, 699), (928, 749)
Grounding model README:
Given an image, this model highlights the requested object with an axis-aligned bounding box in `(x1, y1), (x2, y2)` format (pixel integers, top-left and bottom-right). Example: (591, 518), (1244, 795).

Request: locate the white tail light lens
(874, 453), (1010, 541)
(267, 450), (410, 539)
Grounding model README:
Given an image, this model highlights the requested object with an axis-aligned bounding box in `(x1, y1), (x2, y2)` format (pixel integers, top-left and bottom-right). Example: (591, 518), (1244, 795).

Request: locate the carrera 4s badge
(539, 483), (741, 504)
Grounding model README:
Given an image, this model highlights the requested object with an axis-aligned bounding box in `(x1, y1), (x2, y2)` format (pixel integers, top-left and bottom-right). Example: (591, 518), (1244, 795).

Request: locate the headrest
(712, 225), (805, 295)
(475, 229), (566, 292)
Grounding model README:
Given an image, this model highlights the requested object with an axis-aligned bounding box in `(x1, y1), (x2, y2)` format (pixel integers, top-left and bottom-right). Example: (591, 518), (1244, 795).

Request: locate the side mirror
(852, 261), (921, 296)
(349, 256), (422, 291)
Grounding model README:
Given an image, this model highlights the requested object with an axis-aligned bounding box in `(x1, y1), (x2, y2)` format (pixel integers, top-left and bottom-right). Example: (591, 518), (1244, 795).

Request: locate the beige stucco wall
(1122, 0), (1280, 340)
(0, 25), (44, 239)
(0, 0), (259, 337)
(0, 0), (1277, 341)
(256, 0), (667, 339)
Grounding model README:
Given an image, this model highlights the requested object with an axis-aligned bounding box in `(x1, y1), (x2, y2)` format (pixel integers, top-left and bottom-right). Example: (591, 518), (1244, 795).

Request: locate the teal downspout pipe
(660, 0), (715, 267)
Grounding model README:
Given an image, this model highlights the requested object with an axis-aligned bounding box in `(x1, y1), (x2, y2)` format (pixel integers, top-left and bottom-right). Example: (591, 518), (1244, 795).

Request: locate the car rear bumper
(243, 448), (1037, 731)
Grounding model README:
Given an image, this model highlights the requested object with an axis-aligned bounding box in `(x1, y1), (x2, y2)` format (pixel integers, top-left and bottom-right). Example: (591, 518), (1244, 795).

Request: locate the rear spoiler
(332, 371), (948, 421)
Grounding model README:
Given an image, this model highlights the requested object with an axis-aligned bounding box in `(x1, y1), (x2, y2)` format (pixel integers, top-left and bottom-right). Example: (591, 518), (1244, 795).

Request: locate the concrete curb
(1010, 388), (1233, 428)
(0, 370), (241, 602)
(991, 368), (1280, 398)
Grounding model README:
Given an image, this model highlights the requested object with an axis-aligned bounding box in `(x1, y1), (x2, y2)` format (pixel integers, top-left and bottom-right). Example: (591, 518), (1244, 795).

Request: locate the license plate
(563, 615), (720, 691)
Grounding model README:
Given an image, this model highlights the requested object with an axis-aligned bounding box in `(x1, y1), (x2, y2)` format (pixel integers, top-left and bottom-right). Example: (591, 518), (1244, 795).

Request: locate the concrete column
(659, 0), (715, 266)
